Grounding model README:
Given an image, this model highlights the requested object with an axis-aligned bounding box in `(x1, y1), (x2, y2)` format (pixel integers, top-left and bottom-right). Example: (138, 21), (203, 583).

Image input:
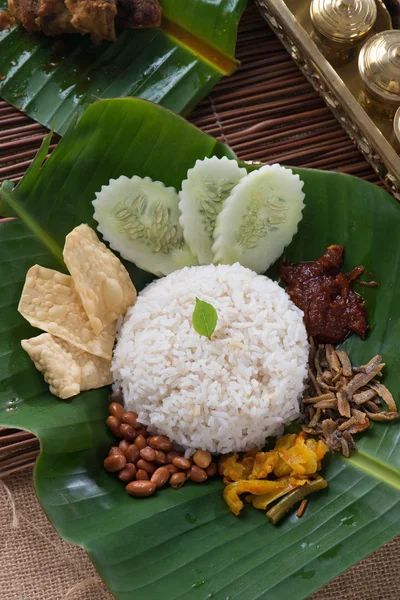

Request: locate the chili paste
(279, 245), (368, 344)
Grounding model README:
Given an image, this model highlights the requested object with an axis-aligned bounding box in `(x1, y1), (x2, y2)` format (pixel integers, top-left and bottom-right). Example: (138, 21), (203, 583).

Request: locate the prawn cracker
(57, 337), (112, 391)
(21, 334), (81, 399)
(18, 265), (116, 359)
(63, 224), (136, 335)
(22, 334), (112, 399)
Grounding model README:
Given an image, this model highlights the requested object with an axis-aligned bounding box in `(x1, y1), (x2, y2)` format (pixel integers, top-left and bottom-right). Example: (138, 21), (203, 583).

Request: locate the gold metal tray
(255, 0), (400, 199)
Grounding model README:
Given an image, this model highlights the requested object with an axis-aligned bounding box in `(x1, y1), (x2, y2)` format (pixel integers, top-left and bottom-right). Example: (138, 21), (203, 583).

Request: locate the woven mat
(0, 1), (398, 598)
(0, 2), (381, 185)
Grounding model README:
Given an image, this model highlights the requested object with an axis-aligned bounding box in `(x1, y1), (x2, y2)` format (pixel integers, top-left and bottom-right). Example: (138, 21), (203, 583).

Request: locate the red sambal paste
(279, 245), (368, 345)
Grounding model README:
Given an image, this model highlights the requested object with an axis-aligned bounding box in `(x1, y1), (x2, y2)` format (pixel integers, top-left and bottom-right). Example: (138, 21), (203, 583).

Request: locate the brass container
(310, 0), (377, 67)
(393, 106), (400, 152)
(359, 30), (400, 121)
(256, 0), (400, 198)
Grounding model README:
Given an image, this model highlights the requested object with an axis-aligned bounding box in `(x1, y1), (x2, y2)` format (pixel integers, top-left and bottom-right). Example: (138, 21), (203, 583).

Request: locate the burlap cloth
(0, 472), (398, 600)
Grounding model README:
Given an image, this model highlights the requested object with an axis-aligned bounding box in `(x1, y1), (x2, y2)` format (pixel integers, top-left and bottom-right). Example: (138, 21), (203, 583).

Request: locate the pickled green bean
(266, 476), (328, 525)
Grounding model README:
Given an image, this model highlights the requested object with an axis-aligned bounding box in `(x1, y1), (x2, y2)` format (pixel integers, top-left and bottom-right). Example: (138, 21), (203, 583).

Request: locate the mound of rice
(113, 264), (309, 454)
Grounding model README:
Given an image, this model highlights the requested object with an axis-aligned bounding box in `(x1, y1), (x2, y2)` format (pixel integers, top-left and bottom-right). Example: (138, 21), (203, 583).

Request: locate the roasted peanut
(140, 446), (156, 462)
(126, 481), (156, 497)
(118, 463), (137, 483)
(104, 454), (126, 472)
(193, 450), (212, 469)
(109, 446), (124, 456)
(187, 465), (208, 483)
(172, 456), (191, 470)
(137, 459), (157, 475)
(166, 450), (180, 463)
(120, 423), (137, 442)
(122, 411), (140, 429)
(136, 469), (149, 480)
(109, 390), (123, 403)
(154, 450), (167, 465)
(106, 416), (121, 438)
(109, 402), (125, 419)
(165, 463), (179, 475)
(150, 467), (170, 488)
(206, 462), (218, 478)
(119, 439), (130, 454)
(125, 444), (140, 464)
(134, 434), (147, 450)
(170, 472), (187, 488)
(148, 435), (172, 452)
(135, 426), (148, 437)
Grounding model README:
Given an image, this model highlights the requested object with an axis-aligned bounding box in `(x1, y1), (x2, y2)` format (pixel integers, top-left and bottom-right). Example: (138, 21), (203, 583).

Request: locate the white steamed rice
(112, 263), (309, 454)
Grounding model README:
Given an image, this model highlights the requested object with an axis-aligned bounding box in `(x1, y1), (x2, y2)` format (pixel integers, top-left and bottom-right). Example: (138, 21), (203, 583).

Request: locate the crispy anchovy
(364, 401), (380, 414)
(338, 411), (369, 433)
(362, 410), (399, 422)
(301, 426), (318, 435)
(337, 390), (351, 418)
(309, 407), (322, 428)
(308, 368), (322, 396)
(353, 388), (377, 405)
(314, 399), (338, 410)
(322, 418), (337, 432)
(303, 393), (336, 404)
(326, 345), (341, 373)
(368, 381), (397, 412)
(344, 356), (384, 401)
(314, 345), (324, 377)
(322, 369), (333, 383)
(336, 349), (353, 377)
(342, 430), (356, 451)
(341, 437), (350, 457)
(331, 370), (343, 384)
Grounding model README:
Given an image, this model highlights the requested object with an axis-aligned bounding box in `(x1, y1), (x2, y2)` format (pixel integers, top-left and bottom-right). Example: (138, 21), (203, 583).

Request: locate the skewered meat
(7, 0), (161, 42)
(8, 0), (75, 35)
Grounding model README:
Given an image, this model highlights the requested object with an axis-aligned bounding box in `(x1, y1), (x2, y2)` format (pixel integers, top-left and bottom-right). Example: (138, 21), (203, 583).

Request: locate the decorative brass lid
(359, 31), (400, 103)
(310, 0), (377, 44)
(394, 107), (400, 147)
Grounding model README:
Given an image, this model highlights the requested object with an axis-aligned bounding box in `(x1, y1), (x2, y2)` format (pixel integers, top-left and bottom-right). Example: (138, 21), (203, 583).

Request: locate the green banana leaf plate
(0, 98), (399, 600)
(0, 0), (246, 134)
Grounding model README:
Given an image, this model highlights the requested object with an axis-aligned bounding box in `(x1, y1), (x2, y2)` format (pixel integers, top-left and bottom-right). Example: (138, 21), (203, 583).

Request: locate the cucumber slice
(179, 157), (247, 264)
(212, 164), (305, 273)
(92, 176), (197, 277)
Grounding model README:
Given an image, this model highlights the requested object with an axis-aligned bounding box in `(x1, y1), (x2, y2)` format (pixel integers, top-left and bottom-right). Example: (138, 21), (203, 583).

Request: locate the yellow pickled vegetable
(249, 477), (309, 510)
(250, 450), (279, 479)
(223, 479), (291, 516)
(222, 432), (328, 522)
(276, 432), (327, 476)
(223, 453), (254, 481)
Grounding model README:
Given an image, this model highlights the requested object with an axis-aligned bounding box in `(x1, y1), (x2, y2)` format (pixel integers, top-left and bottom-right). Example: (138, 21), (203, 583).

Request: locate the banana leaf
(0, 98), (399, 600)
(0, 0), (246, 134)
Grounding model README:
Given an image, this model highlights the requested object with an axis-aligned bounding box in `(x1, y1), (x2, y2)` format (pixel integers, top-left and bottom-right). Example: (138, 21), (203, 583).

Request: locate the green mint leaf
(192, 297), (218, 340)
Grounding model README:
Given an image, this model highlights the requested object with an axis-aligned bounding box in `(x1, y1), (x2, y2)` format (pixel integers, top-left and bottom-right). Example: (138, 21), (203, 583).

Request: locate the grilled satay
(7, 0), (161, 42)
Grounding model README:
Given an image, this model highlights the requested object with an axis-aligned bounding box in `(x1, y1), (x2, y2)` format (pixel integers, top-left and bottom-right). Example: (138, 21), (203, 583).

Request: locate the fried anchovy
(336, 349), (353, 377)
(344, 357), (384, 401)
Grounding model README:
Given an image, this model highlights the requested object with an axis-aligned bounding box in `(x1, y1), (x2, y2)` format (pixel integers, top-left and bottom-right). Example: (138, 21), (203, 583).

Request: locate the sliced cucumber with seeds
(212, 164), (305, 273)
(179, 157), (247, 264)
(92, 176), (197, 277)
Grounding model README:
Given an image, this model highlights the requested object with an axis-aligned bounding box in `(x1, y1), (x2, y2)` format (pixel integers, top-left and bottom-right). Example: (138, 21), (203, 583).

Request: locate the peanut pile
(104, 391), (220, 497)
